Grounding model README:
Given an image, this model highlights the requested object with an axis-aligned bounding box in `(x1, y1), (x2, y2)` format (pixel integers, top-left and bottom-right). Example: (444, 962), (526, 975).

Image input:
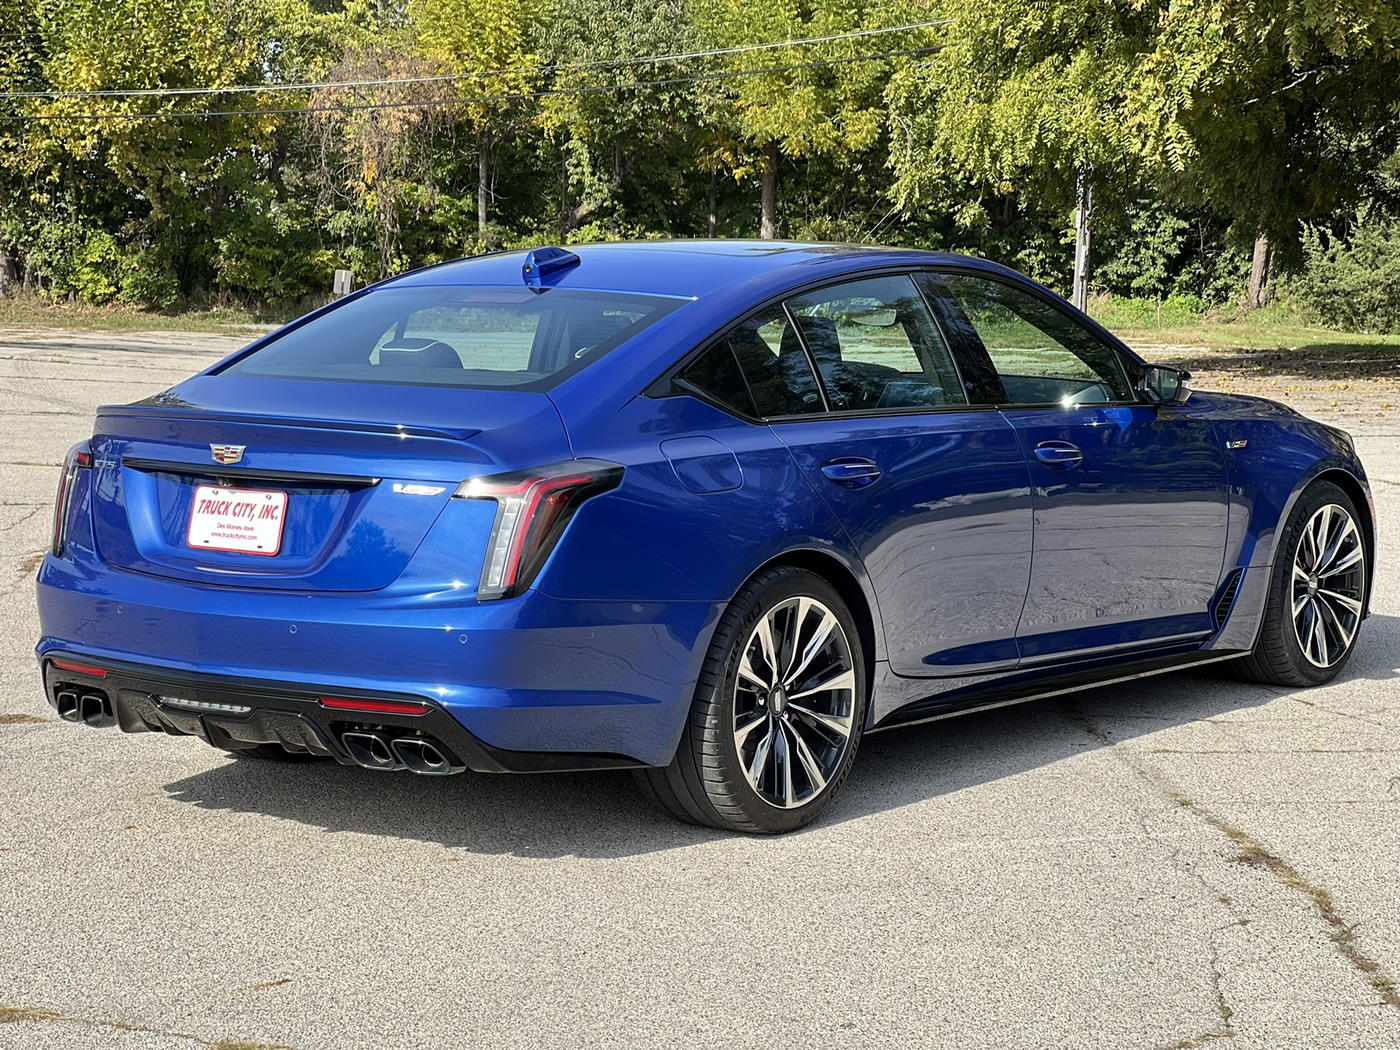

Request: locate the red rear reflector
(51, 658), (107, 678)
(319, 696), (431, 715)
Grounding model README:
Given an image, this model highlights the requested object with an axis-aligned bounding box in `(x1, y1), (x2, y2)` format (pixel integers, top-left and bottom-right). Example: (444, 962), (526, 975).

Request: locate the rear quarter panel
(538, 392), (876, 617)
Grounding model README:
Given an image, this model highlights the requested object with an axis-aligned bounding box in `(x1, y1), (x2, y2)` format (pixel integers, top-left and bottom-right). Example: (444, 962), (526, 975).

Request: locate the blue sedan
(37, 241), (1375, 833)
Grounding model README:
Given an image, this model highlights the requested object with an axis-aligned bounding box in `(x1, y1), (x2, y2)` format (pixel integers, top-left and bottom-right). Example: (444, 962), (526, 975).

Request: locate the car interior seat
(377, 338), (463, 368)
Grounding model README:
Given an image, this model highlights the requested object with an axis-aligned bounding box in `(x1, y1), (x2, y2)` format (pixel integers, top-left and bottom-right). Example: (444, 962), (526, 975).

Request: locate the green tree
(409, 0), (541, 239)
(888, 1), (1400, 303)
(535, 0), (703, 240)
(692, 0), (915, 238)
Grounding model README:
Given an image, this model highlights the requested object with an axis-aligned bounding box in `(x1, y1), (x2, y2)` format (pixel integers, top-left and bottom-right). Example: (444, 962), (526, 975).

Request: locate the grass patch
(0, 294), (300, 335)
(1092, 299), (1400, 355)
(0, 1006), (62, 1023)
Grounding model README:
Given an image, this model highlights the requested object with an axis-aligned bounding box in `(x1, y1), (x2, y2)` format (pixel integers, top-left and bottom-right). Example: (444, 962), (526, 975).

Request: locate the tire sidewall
(706, 569), (867, 833)
(1267, 480), (1367, 685)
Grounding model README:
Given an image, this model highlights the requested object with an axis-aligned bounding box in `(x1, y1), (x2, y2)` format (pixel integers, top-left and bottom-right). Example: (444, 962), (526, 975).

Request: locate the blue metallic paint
(35, 241), (1376, 769)
(1001, 402), (1230, 659)
(772, 409), (1033, 676)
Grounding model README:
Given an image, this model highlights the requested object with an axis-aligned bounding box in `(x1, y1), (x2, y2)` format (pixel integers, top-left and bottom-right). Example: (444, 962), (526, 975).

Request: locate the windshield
(221, 285), (686, 390)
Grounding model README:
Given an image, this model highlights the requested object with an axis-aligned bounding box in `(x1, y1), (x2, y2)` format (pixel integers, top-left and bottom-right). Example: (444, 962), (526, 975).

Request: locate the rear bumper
(36, 555), (721, 767)
(40, 655), (645, 773)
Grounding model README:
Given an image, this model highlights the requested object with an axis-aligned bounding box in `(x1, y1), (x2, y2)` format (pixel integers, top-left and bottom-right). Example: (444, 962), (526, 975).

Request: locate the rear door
(932, 270), (1230, 663)
(697, 273), (1034, 677)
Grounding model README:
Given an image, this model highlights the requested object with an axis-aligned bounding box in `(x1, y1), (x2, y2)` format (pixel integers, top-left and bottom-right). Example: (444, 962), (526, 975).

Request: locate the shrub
(119, 251), (180, 310)
(73, 231), (121, 304)
(1291, 207), (1400, 333)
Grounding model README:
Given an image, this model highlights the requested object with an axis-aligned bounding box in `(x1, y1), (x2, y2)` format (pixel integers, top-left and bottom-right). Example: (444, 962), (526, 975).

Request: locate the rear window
(221, 286), (686, 390)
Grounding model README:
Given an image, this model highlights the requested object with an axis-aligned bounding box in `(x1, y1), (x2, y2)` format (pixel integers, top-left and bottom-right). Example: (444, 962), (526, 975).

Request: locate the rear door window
(784, 274), (966, 412)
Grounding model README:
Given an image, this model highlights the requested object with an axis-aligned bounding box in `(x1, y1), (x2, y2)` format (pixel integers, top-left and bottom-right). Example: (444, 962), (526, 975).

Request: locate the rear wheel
(1235, 480), (1368, 687)
(636, 566), (866, 833)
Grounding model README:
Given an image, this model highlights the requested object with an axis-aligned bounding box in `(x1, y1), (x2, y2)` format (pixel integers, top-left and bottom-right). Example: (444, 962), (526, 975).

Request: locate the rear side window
(785, 274), (966, 412)
(683, 305), (824, 418)
(222, 286), (684, 390)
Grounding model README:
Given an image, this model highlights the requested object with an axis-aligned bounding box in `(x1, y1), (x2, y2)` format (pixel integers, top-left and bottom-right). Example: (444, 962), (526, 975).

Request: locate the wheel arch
(1310, 467), (1376, 615)
(1213, 464), (1377, 653)
(744, 547), (884, 689)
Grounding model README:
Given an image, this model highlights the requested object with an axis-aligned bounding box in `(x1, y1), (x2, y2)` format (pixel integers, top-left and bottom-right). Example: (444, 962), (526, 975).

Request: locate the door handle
(821, 457), (882, 487)
(1033, 441), (1083, 469)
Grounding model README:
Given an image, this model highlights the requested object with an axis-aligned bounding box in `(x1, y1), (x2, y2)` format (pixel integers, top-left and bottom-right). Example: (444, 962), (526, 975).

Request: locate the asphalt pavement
(0, 327), (1397, 1050)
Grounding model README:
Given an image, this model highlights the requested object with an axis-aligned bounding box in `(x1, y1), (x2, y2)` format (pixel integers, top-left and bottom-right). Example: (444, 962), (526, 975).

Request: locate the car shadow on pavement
(1164, 343), (1400, 382)
(161, 614), (1399, 859)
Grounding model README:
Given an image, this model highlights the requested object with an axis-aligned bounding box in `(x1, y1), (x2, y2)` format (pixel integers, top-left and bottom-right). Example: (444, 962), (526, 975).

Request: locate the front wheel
(635, 566), (867, 833)
(1235, 480), (1368, 687)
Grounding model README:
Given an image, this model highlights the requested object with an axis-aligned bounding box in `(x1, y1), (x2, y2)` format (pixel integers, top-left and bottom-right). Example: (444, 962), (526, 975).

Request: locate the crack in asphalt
(0, 1003), (292, 1049)
(0, 508), (44, 537)
(1163, 925), (1238, 1049)
(1064, 703), (1400, 1014)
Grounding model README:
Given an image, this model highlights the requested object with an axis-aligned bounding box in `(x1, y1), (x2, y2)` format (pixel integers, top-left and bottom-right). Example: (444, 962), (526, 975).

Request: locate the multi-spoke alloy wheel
(634, 566), (867, 833)
(1236, 480), (1368, 687)
(1290, 503), (1366, 668)
(732, 596), (855, 810)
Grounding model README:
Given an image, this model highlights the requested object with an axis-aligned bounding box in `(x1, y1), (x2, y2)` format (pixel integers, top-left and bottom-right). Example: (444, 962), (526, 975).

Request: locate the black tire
(1234, 480), (1368, 687)
(635, 566), (867, 833)
(225, 743), (329, 762)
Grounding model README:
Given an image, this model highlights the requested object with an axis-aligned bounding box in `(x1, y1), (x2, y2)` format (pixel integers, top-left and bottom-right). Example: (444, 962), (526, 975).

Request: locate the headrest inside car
(378, 339), (463, 368)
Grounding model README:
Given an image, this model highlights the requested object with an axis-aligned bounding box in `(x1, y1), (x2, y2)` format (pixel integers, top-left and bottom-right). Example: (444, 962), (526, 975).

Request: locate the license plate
(187, 485), (288, 556)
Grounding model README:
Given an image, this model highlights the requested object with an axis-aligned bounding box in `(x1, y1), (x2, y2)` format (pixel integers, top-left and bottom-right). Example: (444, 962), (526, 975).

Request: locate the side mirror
(1139, 365), (1192, 406)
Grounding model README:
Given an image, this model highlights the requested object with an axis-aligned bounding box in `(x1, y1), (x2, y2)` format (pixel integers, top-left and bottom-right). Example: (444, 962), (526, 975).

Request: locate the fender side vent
(1212, 570), (1244, 630)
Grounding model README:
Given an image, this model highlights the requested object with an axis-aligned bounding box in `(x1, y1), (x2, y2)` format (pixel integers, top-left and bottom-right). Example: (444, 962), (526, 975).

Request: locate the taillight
(52, 442), (93, 557)
(454, 459), (624, 600)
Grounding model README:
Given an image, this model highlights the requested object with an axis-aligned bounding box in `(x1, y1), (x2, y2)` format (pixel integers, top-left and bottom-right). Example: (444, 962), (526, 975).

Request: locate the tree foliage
(0, 0), (1397, 317)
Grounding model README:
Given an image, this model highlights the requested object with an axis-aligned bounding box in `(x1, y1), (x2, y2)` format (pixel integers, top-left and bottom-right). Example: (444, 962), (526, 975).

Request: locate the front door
(934, 271), (1230, 663)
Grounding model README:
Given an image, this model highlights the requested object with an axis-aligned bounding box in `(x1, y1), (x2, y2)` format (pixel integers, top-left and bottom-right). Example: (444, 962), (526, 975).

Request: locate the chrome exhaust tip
(391, 737), (465, 776)
(340, 731), (404, 771)
(55, 689), (82, 723)
(78, 692), (115, 728)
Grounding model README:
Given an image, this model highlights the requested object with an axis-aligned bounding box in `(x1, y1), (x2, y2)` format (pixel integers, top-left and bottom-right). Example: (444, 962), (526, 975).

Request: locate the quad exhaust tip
(55, 687), (115, 728)
(340, 730), (465, 776)
(341, 731), (404, 771)
(391, 737), (461, 776)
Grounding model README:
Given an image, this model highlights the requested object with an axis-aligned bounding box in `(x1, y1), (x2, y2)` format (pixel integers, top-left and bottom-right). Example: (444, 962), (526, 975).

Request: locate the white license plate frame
(186, 484), (288, 556)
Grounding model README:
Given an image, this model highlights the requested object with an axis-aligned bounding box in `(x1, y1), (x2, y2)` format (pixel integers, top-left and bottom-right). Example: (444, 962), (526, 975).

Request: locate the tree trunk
(759, 140), (779, 240)
(477, 126), (490, 236)
(1071, 173), (1092, 311)
(559, 151), (569, 241)
(708, 170), (718, 238)
(610, 141), (621, 239)
(0, 250), (14, 298)
(1247, 232), (1272, 310)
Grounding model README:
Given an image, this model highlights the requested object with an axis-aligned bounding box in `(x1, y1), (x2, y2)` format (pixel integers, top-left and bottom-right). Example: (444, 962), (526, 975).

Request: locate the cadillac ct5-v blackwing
(37, 242), (1375, 832)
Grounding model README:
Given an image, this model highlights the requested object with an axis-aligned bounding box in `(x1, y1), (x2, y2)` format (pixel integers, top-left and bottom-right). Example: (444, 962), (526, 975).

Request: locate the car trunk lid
(90, 375), (571, 592)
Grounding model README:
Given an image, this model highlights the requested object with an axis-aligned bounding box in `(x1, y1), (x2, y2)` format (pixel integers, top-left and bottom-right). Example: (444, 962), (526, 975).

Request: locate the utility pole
(1072, 167), (1092, 311)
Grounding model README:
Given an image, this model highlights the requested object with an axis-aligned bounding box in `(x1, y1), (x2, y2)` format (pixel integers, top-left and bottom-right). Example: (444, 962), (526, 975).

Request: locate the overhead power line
(0, 19), (951, 102)
(0, 45), (944, 122)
